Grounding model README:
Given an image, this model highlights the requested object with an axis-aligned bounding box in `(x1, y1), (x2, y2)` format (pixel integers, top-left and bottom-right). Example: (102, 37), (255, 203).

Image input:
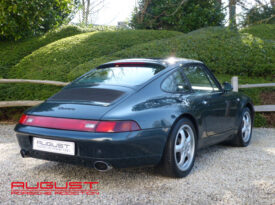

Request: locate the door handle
(202, 100), (208, 105)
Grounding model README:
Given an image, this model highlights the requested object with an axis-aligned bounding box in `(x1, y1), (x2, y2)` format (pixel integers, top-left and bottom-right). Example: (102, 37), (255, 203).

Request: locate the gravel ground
(0, 124), (274, 205)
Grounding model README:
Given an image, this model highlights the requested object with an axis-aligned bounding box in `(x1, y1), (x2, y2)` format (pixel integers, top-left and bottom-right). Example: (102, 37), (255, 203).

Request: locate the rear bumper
(15, 124), (168, 168)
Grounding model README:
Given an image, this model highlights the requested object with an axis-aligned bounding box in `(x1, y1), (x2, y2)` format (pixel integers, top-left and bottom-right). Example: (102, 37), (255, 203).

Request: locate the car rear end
(14, 60), (168, 170)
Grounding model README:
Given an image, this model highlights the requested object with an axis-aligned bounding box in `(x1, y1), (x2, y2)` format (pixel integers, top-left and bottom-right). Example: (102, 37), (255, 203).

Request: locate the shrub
(0, 25), (89, 78)
(241, 24), (275, 40)
(68, 27), (274, 80)
(0, 84), (61, 101)
(9, 30), (181, 81)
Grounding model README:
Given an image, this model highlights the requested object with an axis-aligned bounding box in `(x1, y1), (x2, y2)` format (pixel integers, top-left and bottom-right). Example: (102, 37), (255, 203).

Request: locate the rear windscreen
(72, 65), (164, 87)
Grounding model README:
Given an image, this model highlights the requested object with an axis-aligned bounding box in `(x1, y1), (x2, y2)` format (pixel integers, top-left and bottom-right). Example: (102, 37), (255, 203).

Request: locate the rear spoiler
(97, 62), (166, 69)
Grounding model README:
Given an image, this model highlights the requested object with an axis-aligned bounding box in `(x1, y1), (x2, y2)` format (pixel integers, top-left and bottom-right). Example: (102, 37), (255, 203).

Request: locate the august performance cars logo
(11, 182), (99, 195)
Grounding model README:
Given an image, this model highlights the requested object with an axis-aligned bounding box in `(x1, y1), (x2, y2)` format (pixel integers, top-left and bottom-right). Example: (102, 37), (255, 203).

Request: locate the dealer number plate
(33, 137), (75, 156)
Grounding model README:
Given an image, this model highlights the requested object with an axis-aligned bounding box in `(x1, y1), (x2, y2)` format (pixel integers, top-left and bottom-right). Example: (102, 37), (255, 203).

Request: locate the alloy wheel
(174, 125), (195, 171)
(241, 111), (252, 143)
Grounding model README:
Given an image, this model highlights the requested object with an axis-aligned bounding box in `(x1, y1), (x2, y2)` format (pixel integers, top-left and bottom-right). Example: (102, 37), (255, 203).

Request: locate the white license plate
(33, 137), (75, 156)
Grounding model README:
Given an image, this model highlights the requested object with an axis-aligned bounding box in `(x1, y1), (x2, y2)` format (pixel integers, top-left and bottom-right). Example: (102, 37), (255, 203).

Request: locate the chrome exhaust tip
(94, 161), (112, 172)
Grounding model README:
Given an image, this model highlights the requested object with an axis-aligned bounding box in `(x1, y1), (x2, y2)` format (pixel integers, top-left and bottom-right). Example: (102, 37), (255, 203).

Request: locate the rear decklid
(27, 85), (133, 120)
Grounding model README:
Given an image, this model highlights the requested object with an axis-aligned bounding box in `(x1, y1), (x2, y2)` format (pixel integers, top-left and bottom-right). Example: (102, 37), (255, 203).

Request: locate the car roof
(98, 58), (203, 70)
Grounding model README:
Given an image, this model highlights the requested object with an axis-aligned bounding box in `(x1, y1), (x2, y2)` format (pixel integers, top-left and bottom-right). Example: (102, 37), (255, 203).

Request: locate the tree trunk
(85, 0), (90, 25)
(271, 0), (275, 8)
(80, 0), (104, 25)
(82, 0), (86, 24)
(229, 0), (237, 29)
(138, 0), (151, 24)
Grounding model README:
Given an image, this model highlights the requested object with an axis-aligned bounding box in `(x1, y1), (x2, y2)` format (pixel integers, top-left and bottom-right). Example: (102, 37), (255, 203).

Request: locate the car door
(181, 64), (231, 136)
(202, 65), (239, 131)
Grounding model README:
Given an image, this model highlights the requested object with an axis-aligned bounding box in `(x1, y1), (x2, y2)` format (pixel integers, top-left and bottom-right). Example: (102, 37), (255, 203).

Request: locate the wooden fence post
(231, 76), (238, 92)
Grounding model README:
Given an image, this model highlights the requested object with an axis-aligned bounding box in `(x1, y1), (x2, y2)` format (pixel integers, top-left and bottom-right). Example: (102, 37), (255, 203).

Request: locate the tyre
(230, 107), (253, 147)
(161, 118), (197, 178)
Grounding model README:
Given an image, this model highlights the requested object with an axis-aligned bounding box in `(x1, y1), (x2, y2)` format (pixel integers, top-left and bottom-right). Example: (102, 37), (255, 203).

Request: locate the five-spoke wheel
(174, 125), (195, 171)
(230, 107), (253, 147)
(161, 118), (197, 178)
(241, 111), (252, 143)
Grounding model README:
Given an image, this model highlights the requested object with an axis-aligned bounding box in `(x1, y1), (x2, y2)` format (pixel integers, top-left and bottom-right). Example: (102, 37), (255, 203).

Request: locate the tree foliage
(130, 0), (225, 32)
(241, 3), (275, 26)
(0, 0), (77, 40)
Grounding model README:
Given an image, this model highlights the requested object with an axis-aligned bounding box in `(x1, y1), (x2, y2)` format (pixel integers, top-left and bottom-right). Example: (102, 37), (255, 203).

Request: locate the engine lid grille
(49, 88), (124, 103)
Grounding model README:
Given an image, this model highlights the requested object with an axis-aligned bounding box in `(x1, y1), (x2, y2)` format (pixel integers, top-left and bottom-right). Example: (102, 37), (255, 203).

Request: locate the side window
(161, 70), (189, 93)
(206, 73), (220, 91)
(182, 65), (216, 93)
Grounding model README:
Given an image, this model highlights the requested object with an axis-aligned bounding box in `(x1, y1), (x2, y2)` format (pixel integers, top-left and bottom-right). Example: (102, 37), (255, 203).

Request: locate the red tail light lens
(115, 62), (145, 67)
(95, 121), (140, 133)
(19, 114), (28, 124)
(19, 115), (141, 133)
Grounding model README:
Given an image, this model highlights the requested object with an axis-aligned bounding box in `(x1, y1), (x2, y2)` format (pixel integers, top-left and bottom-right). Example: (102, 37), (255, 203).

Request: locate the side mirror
(223, 82), (233, 92)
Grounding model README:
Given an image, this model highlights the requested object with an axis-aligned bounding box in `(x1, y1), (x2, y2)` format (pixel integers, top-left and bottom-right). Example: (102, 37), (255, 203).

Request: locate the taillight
(19, 114), (27, 124)
(19, 115), (141, 133)
(95, 121), (140, 132)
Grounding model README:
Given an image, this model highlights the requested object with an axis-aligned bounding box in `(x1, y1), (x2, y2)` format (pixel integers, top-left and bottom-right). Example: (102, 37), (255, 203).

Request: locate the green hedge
(9, 30), (181, 81)
(68, 27), (274, 81)
(0, 84), (61, 101)
(0, 25), (92, 78)
(241, 24), (275, 41)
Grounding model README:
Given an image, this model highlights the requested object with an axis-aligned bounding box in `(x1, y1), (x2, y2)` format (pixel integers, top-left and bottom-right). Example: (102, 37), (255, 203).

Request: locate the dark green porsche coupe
(15, 58), (254, 178)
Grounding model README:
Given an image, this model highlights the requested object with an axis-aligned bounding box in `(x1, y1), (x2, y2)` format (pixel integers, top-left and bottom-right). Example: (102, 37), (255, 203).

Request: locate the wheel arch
(159, 112), (200, 168)
(170, 113), (199, 138)
(245, 102), (255, 121)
